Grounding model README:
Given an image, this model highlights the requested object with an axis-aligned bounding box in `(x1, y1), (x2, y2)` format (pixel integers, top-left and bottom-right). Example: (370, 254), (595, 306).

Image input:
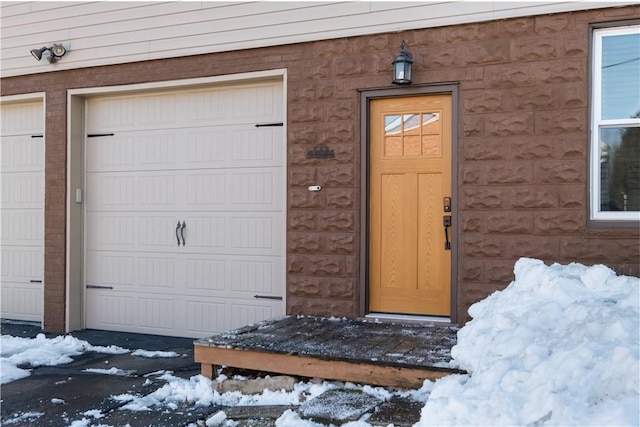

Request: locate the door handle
(176, 221), (182, 246)
(443, 215), (452, 250)
(180, 221), (186, 246)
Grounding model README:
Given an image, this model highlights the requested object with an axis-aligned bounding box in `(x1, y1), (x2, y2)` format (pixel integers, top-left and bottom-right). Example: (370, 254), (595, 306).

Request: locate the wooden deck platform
(194, 315), (464, 388)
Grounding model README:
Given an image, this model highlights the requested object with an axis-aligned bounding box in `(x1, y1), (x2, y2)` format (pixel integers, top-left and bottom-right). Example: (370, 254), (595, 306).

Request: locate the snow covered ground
(1, 257), (638, 426)
(1, 333), (130, 384)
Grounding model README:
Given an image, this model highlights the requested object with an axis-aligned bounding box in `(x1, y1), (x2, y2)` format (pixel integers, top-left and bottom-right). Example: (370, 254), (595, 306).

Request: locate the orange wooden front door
(369, 94), (452, 316)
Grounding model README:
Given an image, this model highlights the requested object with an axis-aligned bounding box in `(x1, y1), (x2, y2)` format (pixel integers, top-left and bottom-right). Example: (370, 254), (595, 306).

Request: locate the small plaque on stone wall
(307, 143), (335, 159)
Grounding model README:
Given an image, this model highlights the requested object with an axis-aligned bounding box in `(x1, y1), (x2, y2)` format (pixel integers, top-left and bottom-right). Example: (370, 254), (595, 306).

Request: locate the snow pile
(205, 410), (229, 427)
(418, 258), (640, 426)
(114, 372), (338, 411)
(131, 349), (180, 358)
(83, 367), (135, 376)
(0, 333), (128, 384)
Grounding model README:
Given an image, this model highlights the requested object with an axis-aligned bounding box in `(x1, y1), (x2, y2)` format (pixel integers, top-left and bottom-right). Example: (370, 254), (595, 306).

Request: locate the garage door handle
(176, 221), (182, 246)
(180, 221), (186, 246)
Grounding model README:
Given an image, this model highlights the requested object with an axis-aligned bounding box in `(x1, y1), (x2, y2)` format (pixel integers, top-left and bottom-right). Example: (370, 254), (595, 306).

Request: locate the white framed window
(590, 24), (640, 223)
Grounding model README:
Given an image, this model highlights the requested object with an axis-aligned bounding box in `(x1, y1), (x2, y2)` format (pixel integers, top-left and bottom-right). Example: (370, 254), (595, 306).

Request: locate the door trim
(66, 69), (287, 333)
(359, 84), (459, 324)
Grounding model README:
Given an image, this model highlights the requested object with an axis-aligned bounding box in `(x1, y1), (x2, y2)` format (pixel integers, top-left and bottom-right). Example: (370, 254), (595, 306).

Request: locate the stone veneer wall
(285, 6), (640, 323)
(2, 6), (638, 332)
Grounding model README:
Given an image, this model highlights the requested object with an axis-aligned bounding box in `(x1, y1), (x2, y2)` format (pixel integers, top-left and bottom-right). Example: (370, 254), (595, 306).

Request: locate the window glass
(601, 32), (640, 120)
(383, 113), (443, 158)
(599, 126), (640, 212)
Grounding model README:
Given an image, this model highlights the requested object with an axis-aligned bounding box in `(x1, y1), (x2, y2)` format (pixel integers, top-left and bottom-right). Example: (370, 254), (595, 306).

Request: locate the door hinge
(87, 133), (115, 138)
(254, 295), (283, 300)
(86, 285), (114, 290)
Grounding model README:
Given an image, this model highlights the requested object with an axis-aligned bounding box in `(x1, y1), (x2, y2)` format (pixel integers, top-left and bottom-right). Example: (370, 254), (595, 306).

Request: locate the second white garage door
(0, 99), (44, 323)
(85, 81), (285, 338)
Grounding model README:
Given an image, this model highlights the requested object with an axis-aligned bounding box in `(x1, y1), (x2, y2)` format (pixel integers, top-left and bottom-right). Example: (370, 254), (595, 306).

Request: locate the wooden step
(194, 316), (464, 388)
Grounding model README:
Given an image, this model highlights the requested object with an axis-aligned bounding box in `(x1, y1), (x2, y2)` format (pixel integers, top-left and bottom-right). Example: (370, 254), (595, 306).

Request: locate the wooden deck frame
(194, 316), (463, 389)
(194, 346), (453, 389)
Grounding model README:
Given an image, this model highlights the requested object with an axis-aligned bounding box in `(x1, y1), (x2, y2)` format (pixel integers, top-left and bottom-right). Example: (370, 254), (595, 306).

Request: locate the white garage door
(0, 100), (44, 323)
(85, 81), (285, 338)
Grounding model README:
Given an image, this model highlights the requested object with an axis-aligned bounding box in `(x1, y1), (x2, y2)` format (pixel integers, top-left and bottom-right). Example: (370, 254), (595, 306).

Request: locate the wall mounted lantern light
(30, 44), (67, 63)
(392, 40), (413, 85)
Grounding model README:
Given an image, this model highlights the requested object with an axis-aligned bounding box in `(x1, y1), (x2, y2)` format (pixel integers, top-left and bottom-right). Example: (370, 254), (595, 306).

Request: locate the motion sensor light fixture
(30, 44), (67, 63)
(392, 40), (413, 85)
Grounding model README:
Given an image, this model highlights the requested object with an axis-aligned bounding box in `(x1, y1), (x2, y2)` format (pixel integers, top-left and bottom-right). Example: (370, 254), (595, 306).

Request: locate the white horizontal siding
(1, 1), (634, 78)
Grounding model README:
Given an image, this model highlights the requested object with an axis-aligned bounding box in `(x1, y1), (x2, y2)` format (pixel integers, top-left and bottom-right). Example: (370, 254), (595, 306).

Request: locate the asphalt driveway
(1, 320), (218, 426)
(1, 320), (424, 427)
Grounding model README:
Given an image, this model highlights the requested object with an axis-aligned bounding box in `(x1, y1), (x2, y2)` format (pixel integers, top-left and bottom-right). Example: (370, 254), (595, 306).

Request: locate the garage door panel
(231, 216), (274, 250)
(86, 250), (184, 288)
(1, 211), (43, 245)
(185, 174), (227, 207)
(1, 102), (43, 135)
(138, 256), (179, 288)
(86, 251), (136, 287)
(230, 257), (281, 294)
(184, 89), (230, 125)
(186, 129), (229, 166)
(87, 83), (281, 134)
(86, 251), (281, 296)
(86, 292), (135, 327)
(186, 168), (284, 211)
(231, 127), (283, 166)
(88, 168), (282, 212)
(134, 215), (177, 249)
(86, 290), (281, 337)
(230, 303), (277, 331)
(1, 247), (43, 280)
(173, 212), (284, 256)
(231, 84), (282, 121)
(186, 257), (227, 291)
(186, 255), (282, 295)
(188, 299), (278, 335)
(87, 127), (282, 174)
(1, 284), (42, 321)
(138, 297), (175, 330)
(86, 214), (136, 250)
(2, 173), (44, 208)
(87, 132), (175, 173)
(87, 95), (179, 133)
(86, 212), (282, 255)
(229, 169), (282, 208)
(85, 174), (136, 209)
(1, 136), (43, 172)
(183, 216), (227, 249)
(86, 172), (178, 211)
(186, 300), (226, 334)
